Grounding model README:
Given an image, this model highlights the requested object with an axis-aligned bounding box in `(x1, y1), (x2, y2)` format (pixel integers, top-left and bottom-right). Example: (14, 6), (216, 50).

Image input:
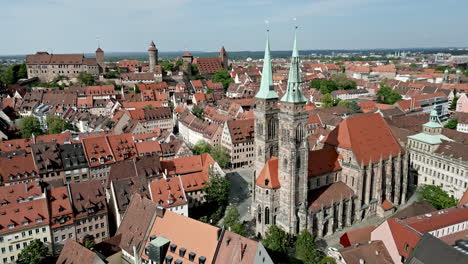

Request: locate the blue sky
(1, 0), (467, 55)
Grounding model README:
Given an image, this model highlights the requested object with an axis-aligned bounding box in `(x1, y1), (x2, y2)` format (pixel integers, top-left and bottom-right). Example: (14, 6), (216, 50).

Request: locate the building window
(265, 207), (270, 225)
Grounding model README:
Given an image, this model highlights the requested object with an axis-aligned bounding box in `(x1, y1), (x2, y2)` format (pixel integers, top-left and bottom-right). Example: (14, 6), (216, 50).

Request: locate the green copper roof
(424, 107), (442, 128)
(281, 27), (307, 104)
(408, 133), (453, 145)
(255, 30), (278, 100)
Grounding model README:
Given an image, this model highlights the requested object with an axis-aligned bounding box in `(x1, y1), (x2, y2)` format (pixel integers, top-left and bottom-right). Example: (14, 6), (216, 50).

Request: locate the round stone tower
(95, 47), (104, 73)
(148, 41), (158, 72)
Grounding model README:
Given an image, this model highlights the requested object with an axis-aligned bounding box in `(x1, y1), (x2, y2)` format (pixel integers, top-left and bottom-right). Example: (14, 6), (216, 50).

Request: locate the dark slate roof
(406, 233), (468, 264)
(60, 143), (88, 170)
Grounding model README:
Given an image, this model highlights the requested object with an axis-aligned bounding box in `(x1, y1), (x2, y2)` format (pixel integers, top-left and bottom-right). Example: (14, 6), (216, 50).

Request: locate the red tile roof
(0, 154), (38, 183)
(69, 179), (107, 220)
(84, 85), (115, 96)
(57, 239), (100, 264)
(308, 147), (342, 177)
(323, 113), (403, 164)
(215, 230), (259, 264)
(48, 186), (74, 228)
(106, 133), (138, 162)
(226, 119), (254, 144)
(149, 177), (187, 208)
(256, 157), (280, 189)
(0, 197), (48, 235)
(459, 190), (468, 206)
(194, 58), (223, 74)
(82, 136), (115, 167)
(308, 182), (354, 212)
(142, 210), (220, 264)
(340, 225), (377, 248)
(122, 101), (163, 109)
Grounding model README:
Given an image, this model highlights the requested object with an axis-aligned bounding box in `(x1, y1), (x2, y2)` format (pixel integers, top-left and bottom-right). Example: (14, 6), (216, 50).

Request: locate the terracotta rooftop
(323, 113), (403, 164)
(194, 57), (223, 74)
(255, 157), (280, 189)
(307, 146), (342, 177)
(215, 230), (260, 264)
(227, 119), (254, 144)
(308, 182), (354, 212)
(142, 209), (220, 264)
(340, 240), (394, 264)
(149, 176), (187, 208)
(56, 239), (100, 264)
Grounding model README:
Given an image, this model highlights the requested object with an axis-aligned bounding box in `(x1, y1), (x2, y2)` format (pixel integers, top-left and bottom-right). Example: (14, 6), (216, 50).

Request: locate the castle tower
(252, 30), (280, 236)
(148, 41), (158, 72)
(95, 47), (104, 74)
(277, 28), (309, 235)
(219, 46), (228, 69)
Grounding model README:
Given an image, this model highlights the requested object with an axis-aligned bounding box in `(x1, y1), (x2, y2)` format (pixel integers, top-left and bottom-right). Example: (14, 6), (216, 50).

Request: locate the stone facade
(26, 49), (103, 83)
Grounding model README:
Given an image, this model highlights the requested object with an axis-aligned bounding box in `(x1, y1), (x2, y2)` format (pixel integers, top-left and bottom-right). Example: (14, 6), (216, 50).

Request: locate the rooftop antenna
(96, 36), (101, 48)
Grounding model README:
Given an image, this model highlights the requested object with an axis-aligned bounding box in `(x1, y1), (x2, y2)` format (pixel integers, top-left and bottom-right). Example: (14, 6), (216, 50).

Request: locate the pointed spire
(255, 29), (278, 99)
(281, 26), (307, 104)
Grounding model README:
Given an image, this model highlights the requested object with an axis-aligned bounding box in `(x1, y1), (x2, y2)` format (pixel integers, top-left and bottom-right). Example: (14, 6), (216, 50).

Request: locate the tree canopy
(212, 69), (233, 91)
(337, 100), (361, 113)
(77, 72), (95, 86)
(210, 145), (230, 168)
(450, 96), (459, 111)
(17, 239), (48, 264)
(205, 170), (230, 206)
(377, 85), (402, 104)
(444, 119), (458, 129)
(310, 74), (356, 94)
(418, 184), (458, 210)
(192, 140), (212, 155)
(192, 105), (204, 119)
(0, 63), (28, 85)
(224, 205), (245, 236)
(295, 230), (319, 264)
(19, 116), (43, 138)
(321, 94), (334, 108)
(262, 225), (289, 255)
(46, 115), (75, 134)
(160, 61), (175, 73)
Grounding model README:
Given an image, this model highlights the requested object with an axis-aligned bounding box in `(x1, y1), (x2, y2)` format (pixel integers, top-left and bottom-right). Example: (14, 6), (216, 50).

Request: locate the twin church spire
(255, 26), (307, 103)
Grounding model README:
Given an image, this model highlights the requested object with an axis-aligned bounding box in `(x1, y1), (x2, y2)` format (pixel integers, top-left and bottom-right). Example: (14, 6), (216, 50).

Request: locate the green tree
(224, 205), (246, 236)
(77, 72), (95, 85)
(410, 63), (418, 68)
(377, 86), (402, 104)
(212, 69), (233, 91)
(262, 225), (288, 255)
(331, 73), (356, 90)
(134, 84), (141, 93)
(210, 145), (230, 168)
(17, 239), (48, 264)
(319, 79), (338, 94)
(46, 115), (75, 134)
(321, 93), (334, 108)
(418, 185), (458, 210)
(450, 96), (459, 111)
(192, 105), (204, 118)
(0, 66), (16, 85)
(17, 63), (28, 79)
(338, 100), (361, 113)
(295, 230), (319, 263)
(104, 71), (120, 79)
(190, 64), (202, 80)
(160, 61), (175, 73)
(192, 140), (212, 155)
(444, 119), (458, 129)
(19, 116), (43, 138)
(205, 170), (230, 206)
(175, 60), (183, 67)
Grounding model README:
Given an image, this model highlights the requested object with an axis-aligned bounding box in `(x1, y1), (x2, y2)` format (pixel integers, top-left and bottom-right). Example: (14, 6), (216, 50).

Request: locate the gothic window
(257, 205), (262, 223)
(273, 215), (277, 225)
(296, 124), (304, 144)
(284, 158), (288, 169)
(265, 207), (270, 225)
(258, 147), (262, 157)
(296, 154), (301, 169)
(268, 119), (276, 140)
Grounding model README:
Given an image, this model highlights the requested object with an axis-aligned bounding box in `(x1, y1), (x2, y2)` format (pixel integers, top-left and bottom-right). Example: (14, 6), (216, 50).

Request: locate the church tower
(277, 28), (309, 235)
(95, 47), (104, 73)
(219, 46), (228, 69)
(254, 29), (279, 178)
(148, 41), (158, 72)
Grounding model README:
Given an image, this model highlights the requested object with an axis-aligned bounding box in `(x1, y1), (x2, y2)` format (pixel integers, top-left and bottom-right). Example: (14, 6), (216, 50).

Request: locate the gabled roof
(56, 239), (102, 264)
(307, 146), (342, 177)
(339, 240), (393, 264)
(323, 113), (403, 164)
(255, 157), (280, 189)
(308, 182), (354, 212)
(149, 177), (187, 208)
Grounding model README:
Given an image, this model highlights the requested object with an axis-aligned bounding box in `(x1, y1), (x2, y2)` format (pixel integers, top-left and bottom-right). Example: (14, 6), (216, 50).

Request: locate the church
(251, 29), (410, 238)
